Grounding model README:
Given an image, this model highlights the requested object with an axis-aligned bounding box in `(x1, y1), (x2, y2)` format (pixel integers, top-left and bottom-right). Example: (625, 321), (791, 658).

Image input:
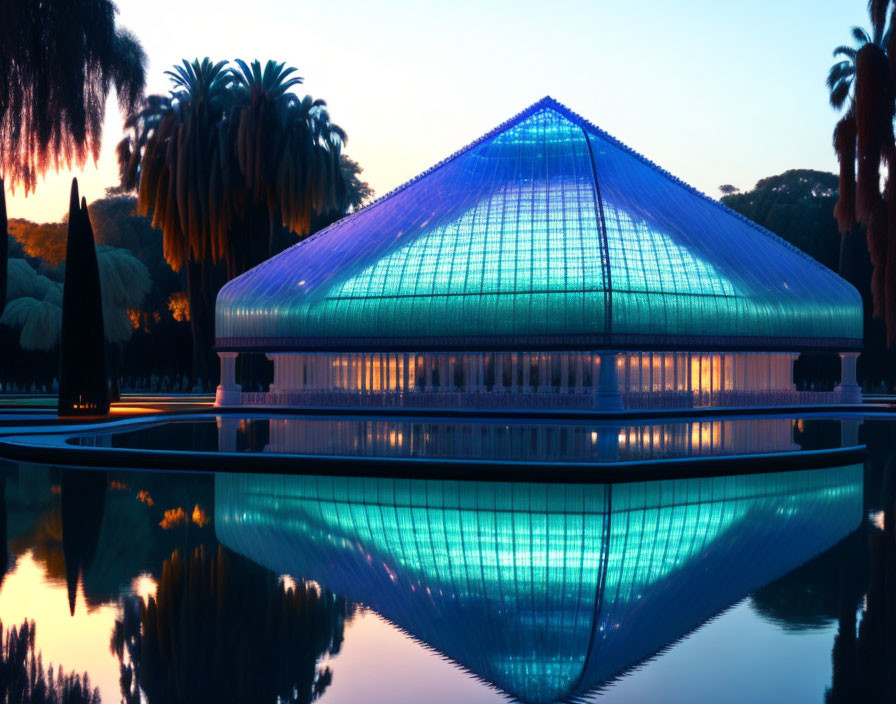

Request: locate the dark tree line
(722, 169), (896, 389)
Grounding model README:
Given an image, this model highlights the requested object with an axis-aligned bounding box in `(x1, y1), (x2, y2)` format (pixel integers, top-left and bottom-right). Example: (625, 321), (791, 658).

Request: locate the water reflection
(60, 469), (107, 615)
(0, 620), (100, 703)
(1, 418), (894, 703)
(216, 466), (864, 704)
(748, 420), (896, 703)
(112, 547), (353, 704)
(96, 415), (859, 462)
(0, 460), (358, 704)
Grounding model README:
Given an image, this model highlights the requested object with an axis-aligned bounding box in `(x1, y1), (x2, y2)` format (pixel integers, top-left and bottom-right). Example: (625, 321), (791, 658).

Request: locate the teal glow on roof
(216, 465), (862, 703)
(216, 98), (862, 351)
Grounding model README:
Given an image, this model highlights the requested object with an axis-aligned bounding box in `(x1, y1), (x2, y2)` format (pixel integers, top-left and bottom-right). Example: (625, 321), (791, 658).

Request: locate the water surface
(0, 416), (891, 703)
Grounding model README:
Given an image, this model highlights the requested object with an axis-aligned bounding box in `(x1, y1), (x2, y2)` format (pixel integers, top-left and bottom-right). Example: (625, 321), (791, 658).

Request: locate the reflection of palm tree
(113, 545), (353, 704)
(825, 436), (896, 702)
(853, 495), (896, 701)
(60, 469), (108, 615)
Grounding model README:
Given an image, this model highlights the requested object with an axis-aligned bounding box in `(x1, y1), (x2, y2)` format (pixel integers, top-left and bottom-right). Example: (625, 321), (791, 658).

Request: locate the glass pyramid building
(215, 97), (863, 410)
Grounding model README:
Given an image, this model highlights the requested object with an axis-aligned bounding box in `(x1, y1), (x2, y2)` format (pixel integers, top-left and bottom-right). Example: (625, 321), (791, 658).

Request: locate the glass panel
(217, 100), (862, 349)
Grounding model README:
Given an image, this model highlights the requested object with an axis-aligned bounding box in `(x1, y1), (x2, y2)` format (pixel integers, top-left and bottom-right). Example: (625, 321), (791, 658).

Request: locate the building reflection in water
(216, 465), (863, 704)
(216, 415), (860, 461)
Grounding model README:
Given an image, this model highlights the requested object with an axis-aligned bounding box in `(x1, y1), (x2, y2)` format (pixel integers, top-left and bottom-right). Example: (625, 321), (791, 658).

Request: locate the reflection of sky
(324, 611), (506, 704)
(597, 600), (836, 704)
(0, 551), (845, 704)
(0, 552), (122, 704)
(321, 602), (837, 704)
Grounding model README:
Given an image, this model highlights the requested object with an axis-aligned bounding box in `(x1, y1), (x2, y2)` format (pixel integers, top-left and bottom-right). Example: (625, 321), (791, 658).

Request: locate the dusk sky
(6, 0), (868, 222)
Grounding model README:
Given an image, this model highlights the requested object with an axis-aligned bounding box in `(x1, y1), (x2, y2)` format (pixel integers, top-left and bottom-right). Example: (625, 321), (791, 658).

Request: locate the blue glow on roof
(216, 97), (862, 350)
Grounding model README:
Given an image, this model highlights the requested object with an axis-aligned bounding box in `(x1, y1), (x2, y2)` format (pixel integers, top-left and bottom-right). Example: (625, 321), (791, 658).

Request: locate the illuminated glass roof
(216, 97), (862, 351)
(216, 466), (862, 703)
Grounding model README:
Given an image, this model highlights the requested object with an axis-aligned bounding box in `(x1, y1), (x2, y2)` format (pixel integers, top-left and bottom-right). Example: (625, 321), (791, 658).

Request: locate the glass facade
(247, 350), (814, 409)
(216, 465), (862, 703)
(214, 97), (863, 409)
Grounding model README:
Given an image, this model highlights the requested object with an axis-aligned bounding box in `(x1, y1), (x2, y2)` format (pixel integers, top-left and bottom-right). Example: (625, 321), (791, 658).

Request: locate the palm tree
(829, 25), (892, 109)
(831, 1), (896, 343)
(117, 58), (351, 386)
(225, 60), (348, 274)
(119, 59), (232, 386)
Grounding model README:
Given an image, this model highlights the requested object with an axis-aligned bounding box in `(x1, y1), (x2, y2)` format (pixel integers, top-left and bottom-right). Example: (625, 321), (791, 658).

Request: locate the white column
(841, 418), (861, 446)
(834, 352), (862, 404)
(496, 353), (504, 392)
(216, 416), (240, 451)
(594, 351), (624, 411)
(424, 353), (433, 392)
(214, 352), (241, 406)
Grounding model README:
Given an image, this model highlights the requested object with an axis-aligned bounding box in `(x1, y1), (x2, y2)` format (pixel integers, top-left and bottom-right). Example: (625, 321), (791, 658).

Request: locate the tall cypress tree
(58, 178), (109, 416)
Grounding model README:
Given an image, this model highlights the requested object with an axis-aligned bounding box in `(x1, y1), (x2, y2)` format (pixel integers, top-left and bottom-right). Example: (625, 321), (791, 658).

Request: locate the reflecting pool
(72, 413), (856, 462)
(0, 416), (892, 703)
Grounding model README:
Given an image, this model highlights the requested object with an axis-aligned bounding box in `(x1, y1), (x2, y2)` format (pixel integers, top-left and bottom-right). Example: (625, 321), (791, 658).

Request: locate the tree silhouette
(0, 2), (145, 195)
(117, 58), (353, 386)
(0, 620), (101, 703)
(830, 2), (896, 343)
(59, 469), (108, 615)
(0, 177), (7, 319)
(115, 545), (353, 704)
(58, 180), (108, 416)
(0, 2), (145, 328)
